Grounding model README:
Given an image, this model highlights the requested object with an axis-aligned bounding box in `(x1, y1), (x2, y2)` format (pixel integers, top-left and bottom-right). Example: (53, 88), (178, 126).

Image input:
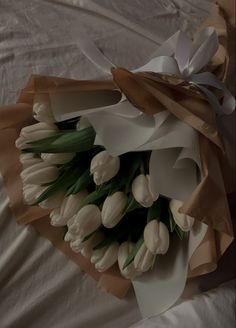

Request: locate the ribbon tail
(133, 56), (180, 75)
(191, 72), (235, 115)
(187, 27), (219, 76)
(76, 30), (114, 74)
(151, 30), (180, 57)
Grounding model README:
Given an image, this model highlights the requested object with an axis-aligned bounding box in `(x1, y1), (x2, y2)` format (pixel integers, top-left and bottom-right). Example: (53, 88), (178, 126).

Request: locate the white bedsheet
(130, 280), (236, 328)
(0, 1), (235, 327)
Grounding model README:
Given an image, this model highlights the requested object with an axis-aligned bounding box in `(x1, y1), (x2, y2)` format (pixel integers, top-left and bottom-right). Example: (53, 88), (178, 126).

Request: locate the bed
(0, 1), (235, 327)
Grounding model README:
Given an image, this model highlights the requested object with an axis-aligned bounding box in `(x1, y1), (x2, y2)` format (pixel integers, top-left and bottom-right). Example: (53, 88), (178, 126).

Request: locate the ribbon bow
(134, 27), (235, 115)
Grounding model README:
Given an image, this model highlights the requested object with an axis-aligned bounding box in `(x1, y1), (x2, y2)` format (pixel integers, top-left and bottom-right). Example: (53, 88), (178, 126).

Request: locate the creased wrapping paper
(0, 0), (234, 300)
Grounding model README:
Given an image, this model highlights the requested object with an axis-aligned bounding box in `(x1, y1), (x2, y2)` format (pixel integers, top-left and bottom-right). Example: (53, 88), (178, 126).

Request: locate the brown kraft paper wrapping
(0, 1), (234, 297)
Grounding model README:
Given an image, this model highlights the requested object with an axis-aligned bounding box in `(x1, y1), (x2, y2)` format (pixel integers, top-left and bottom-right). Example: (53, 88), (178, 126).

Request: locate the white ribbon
(134, 27), (235, 115)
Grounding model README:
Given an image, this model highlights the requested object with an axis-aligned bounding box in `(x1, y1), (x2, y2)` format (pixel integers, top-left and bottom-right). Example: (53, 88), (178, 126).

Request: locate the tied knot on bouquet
(14, 19), (235, 282)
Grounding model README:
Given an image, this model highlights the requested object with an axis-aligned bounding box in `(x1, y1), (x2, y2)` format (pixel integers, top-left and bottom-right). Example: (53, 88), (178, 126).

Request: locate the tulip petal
(144, 220), (170, 255)
(41, 153), (75, 165)
(73, 204), (102, 239)
(90, 151), (120, 185)
(132, 174), (154, 208)
(95, 242), (119, 272)
(118, 242), (139, 279)
(170, 199), (195, 231)
(134, 243), (154, 272)
(101, 192), (127, 228)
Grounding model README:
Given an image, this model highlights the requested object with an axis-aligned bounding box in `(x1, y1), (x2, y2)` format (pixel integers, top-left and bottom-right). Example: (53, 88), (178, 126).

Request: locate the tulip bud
(64, 230), (77, 242)
(169, 199), (195, 231)
(90, 150), (120, 185)
(80, 232), (104, 258)
(50, 191), (88, 226)
(33, 94), (55, 123)
(20, 162), (59, 184)
(41, 153), (75, 165)
(101, 192), (127, 228)
(134, 243), (155, 272)
(16, 122), (58, 149)
(69, 236), (84, 253)
(39, 191), (65, 209)
(132, 174), (158, 208)
(70, 231), (104, 257)
(118, 242), (140, 279)
(90, 248), (105, 264)
(90, 242), (119, 272)
(69, 204), (102, 239)
(22, 184), (44, 205)
(19, 153), (42, 169)
(144, 220), (169, 254)
(50, 208), (61, 226)
(62, 191), (88, 220)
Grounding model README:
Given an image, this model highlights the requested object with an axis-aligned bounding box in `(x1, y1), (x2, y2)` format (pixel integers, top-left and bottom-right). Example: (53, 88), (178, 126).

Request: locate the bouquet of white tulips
(16, 111), (194, 279)
(0, 1), (233, 317)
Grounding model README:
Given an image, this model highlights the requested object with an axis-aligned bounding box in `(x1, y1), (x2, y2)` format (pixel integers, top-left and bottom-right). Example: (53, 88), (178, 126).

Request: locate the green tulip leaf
(175, 226), (189, 240)
(168, 208), (176, 232)
(34, 168), (81, 204)
(23, 127), (96, 153)
(125, 194), (142, 213)
(76, 184), (111, 209)
(147, 200), (162, 222)
(122, 235), (144, 269)
(66, 169), (93, 196)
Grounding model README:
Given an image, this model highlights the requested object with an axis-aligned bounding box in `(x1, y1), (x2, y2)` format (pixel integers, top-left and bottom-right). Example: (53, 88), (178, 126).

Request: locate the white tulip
(41, 153), (75, 165)
(69, 236), (84, 252)
(71, 231), (104, 257)
(144, 220), (170, 255)
(118, 242), (140, 279)
(101, 192), (127, 228)
(39, 191), (65, 209)
(22, 184), (44, 205)
(61, 191), (88, 220)
(90, 242), (119, 272)
(169, 199), (195, 231)
(64, 230), (77, 242)
(67, 216), (76, 228)
(90, 150), (120, 185)
(33, 94), (55, 123)
(20, 162), (59, 185)
(50, 191), (88, 226)
(19, 153), (42, 169)
(15, 122), (58, 149)
(134, 243), (155, 272)
(50, 208), (61, 226)
(69, 204), (102, 239)
(80, 233), (102, 258)
(50, 190), (88, 227)
(90, 248), (105, 264)
(132, 174), (158, 208)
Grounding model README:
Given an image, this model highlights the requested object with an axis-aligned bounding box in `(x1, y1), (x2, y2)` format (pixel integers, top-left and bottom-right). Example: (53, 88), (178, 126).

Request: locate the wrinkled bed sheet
(0, 1), (235, 327)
